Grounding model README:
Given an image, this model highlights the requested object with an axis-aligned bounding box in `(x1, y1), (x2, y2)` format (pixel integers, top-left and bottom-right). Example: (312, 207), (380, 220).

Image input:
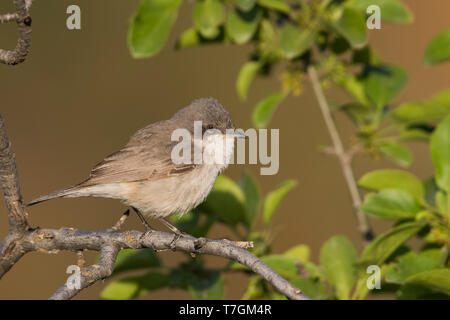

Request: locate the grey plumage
(26, 98), (238, 221)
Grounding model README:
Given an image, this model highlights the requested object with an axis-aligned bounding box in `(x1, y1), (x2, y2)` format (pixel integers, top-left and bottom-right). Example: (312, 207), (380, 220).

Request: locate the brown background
(0, 0), (449, 299)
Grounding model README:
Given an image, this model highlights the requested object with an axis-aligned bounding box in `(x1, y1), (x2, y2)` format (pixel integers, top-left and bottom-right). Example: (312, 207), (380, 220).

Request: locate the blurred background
(0, 0), (449, 299)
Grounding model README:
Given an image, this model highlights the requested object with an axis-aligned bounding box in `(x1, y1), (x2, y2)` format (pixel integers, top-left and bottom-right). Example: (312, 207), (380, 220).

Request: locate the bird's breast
(120, 164), (220, 218)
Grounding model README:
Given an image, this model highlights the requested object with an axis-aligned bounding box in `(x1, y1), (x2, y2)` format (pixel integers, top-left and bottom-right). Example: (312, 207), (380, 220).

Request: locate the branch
(307, 65), (374, 243)
(0, 0), (33, 65)
(0, 115), (29, 232)
(0, 114), (310, 300)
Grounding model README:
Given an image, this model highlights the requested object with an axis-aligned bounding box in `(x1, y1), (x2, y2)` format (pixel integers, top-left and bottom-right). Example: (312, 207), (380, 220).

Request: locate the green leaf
(260, 255), (299, 279)
(101, 279), (141, 300)
(257, 19), (281, 61)
(226, 7), (262, 45)
(379, 141), (412, 167)
(430, 116), (450, 191)
(330, 7), (367, 48)
(423, 177), (439, 206)
(280, 26), (316, 59)
(200, 175), (246, 226)
(101, 272), (168, 300)
(290, 277), (330, 300)
(405, 269), (450, 295)
(176, 28), (200, 49)
(236, 61), (262, 100)
(334, 74), (370, 105)
(391, 89), (450, 124)
(361, 189), (421, 219)
(170, 210), (215, 238)
(424, 28), (450, 65)
(358, 169), (424, 202)
(338, 102), (373, 125)
(113, 249), (160, 274)
(353, 222), (424, 299)
(283, 244), (310, 263)
(252, 92), (286, 128)
(128, 0), (182, 58)
(257, 0), (290, 14)
(188, 271), (225, 300)
(193, 0), (225, 39)
(319, 236), (358, 299)
(236, 0), (256, 12)
(348, 0), (413, 24)
(435, 191), (448, 215)
(242, 276), (267, 299)
(363, 64), (408, 108)
(238, 171), (260, 227)
(262, 179), (297, 226)
(385, 252), (441, 284)
(360, 221), (425, 267)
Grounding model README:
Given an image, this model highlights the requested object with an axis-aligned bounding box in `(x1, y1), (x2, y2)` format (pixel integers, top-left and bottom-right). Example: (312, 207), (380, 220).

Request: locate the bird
(26, 98), (246, 234)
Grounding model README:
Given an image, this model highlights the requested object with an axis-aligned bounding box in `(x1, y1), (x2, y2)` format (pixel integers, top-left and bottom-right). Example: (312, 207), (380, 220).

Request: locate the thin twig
(0, 113), (309, 300)
(307, 65), (374, 243)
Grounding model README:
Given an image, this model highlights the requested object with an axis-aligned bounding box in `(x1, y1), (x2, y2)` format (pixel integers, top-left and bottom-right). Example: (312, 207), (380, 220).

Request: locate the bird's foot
(169, 232), (182, 251)
(139, 227), (154, 242)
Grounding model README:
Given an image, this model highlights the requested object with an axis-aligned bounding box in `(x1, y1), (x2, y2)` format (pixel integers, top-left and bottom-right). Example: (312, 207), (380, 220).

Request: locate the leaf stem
(307, 65), (375, 244)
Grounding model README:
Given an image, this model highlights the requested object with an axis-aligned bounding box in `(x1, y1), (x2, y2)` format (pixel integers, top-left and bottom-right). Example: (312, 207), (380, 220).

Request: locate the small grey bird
(26, 98), (245, 234)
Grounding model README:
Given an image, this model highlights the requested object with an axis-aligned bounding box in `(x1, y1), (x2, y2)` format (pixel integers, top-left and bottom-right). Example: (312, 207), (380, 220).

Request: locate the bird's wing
(80, 121), (197, 186)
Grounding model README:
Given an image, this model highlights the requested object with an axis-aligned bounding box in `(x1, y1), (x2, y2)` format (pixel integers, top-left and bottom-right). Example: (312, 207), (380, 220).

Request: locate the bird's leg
(131, 207), (154, 232)
(159, 218), (186, 235)
(159, 218), (188, 250)
(110, 209), (130, 231)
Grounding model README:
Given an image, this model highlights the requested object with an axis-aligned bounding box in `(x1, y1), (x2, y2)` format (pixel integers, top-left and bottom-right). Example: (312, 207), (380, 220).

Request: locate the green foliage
(102, 272), (169, 300)
(128, 0), (182, 58)
(193, 0), (225, 39)
(347, 0), (413, 24)
(113, 249), (160, 274)
(404, 269), (450, 296)
(252, 92), (286, 128)
(280, 26), (316, 59)
(424, 28), (450, 65)
(262, 179), (297, 225)
(236, 0), (257, 12)
(200, 175), (247, 226)
(362, 64), (408, 109)
(257, 0), (290, 14)
(391, 89), (450, 124)
(378, 141), (412, 167)
(430, 116), (450, 192)
(320, 236), (357, 299)
(384, 251), (442, 284)
(361, 189), (421, 219)
(330, 7), (367, 48)
(358, 169), (424, 202)
(238, 171), (260, 227)
(236, 61), (262, 100)
(283, 244), (310, 262)
(117, 0), (450, 301)
(226, 7), (262, 45)
(188, 271), (225, 299)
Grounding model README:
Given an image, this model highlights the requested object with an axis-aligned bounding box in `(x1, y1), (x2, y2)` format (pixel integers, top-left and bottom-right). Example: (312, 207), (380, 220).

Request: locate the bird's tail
(26, 185), (81, 207)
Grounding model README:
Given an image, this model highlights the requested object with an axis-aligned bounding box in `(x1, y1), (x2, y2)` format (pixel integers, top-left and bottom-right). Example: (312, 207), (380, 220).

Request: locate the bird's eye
(207, 124), (214, 130)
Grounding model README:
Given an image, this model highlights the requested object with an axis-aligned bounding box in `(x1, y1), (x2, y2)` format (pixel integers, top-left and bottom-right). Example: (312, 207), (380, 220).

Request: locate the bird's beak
(230, 130), (247, 139)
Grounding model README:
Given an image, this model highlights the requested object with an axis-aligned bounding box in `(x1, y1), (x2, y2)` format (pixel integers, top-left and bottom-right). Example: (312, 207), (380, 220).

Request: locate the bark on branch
(0, 0), (33, 65)
(0, 114), (310, 300)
